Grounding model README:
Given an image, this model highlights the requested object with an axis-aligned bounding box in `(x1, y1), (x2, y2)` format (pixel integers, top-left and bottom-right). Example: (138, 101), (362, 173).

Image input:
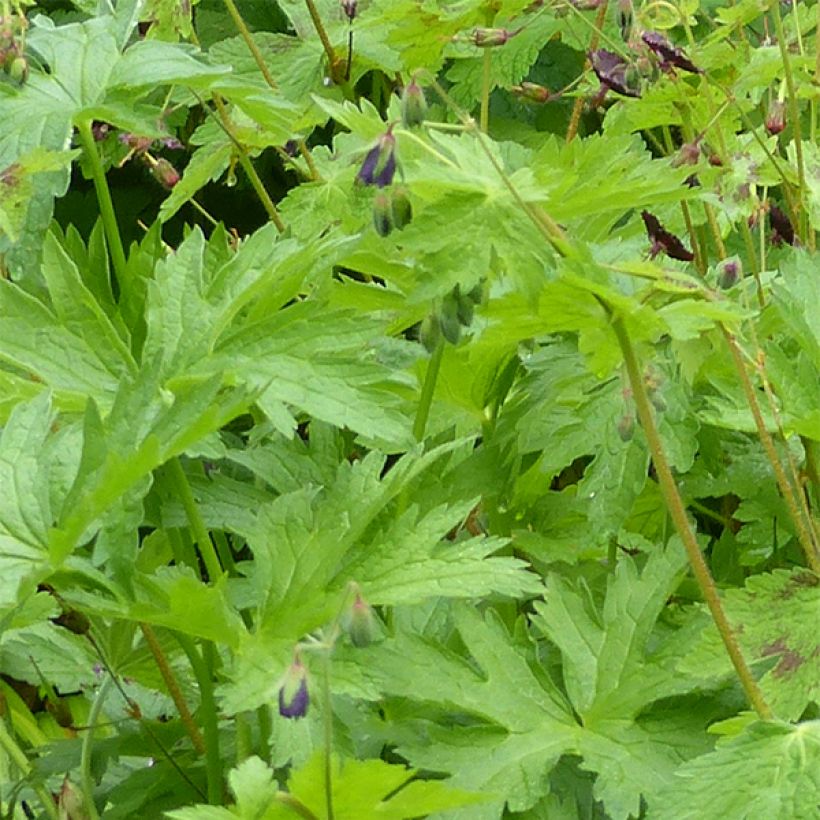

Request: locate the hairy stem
(140, 623), (206, 755)
(566, 0), (609, 143)
(304, 0), (342, 82)
(609, 311), (772, 718)
(221, 0), (277, 89)
(77, 119), (127, 289)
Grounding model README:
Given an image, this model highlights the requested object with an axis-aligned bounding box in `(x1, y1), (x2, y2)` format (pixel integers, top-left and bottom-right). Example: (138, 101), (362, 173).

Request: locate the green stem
(608, 310), (772, 718)
(0, 720), (60, 820)
(770, 0), (808, 244)
(167, 457), (223, 582)
(276, 793), (320, 819)
(321, 652), (335, 820)
(566, 0), (609, 143)
(256, 705), (272, 764)
(80, 677), (113, 820)
(721, 330), (820, 571)
(140, 623), (206, 755)
(177, 636), (223, 804)
(304, 0), (342, 83)
(480, 49), (491, 133)
(413, 338), (445, 441)
(77, 120), (127, 289)
(803, 436), (820, 510)
(221, 0), (277, 90)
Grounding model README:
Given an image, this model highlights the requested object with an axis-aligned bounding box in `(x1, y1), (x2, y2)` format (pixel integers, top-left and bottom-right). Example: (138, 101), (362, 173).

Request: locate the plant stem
(322, 652), (335, 820)
(80, 676), (113, 820)
(608, 311), (772, 718)
(304, 0), (342, 83)
(770, 0), (808, 244)
(566, 0), (609, 143)
(721, 330), (820, 571)
(413, 338), (445, 441)
(0, 720), (59, 820)
(177, 636), (223, 804)
(221, 0), (277, 90)
(167, 457), (223, 582)
(480, 49), (492, 133)
(276, 793), (320, 819)
(803, 436), (820, 509)
(77, 119), (127, 289)
(298, 139), (321, 181)
(140, 623), (206, 755)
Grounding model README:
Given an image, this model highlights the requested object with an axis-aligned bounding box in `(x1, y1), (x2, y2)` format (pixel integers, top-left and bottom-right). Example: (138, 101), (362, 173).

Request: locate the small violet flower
(590, 50), (641, 98)
(641, 31), (702, 74)
(357, 127), (396, 188)
(278, 656), (309, 719)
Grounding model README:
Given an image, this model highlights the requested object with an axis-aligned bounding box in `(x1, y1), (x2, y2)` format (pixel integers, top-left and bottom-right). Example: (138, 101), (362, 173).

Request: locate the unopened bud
(278, 656), (309, 719)
(8, 54), (27, 83)
(341, 0), (357, 20)
(454, 284), (474, 326)
(511, 82), (551, 103)
(391, 186), (413, 229)
(151, 158), (180, 189)
(401, 77), (427, 128)
(439, 293), (462, 345)
(471, 27), (512, 47)
(717, 257), (741, 289)
(420, 311), (442, 352)
(765, 99), (786, 135)
(617, 413), (635, 442)
(345, 591), (376, 647)
(372, 190), (394, 236)
(59, 777), (91, 820)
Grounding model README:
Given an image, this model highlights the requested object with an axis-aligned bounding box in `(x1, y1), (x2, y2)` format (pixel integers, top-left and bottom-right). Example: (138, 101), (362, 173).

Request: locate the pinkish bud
(511, 82), (552, 103)
(151, 158), (180, 189)
(765, 100), (786, 135)
(401, 77), (427, 128)
(345, 592), (376, 647)
(471, 27), (512, 47)
(341, 0), (357, 20)
(717, 257), (741, 289)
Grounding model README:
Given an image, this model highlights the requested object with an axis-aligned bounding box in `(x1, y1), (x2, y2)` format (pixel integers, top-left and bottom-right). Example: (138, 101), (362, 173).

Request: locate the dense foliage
(0, 0), (819, 816)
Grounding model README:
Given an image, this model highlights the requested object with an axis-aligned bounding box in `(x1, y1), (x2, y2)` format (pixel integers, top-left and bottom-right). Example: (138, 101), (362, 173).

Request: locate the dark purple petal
(641, 211), (694, 261)
(769, 204), (795, 245)
(590, 50), (641, 98)
(278, 677), (309, 719)
(641, 31), (701, 74)
(356, 132), (397, 188)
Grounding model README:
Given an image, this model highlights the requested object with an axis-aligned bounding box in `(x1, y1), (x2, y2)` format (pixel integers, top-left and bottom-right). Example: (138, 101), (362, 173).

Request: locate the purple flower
(590, 50), (641, 98)
(357, 129), (396, 188)
(641, 31), (701, 74)
(641, 211), (694, 261)
(278, 657), (309, 719)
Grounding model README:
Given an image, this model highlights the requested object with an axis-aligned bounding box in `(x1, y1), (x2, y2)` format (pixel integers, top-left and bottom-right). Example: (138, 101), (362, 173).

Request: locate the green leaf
(652, 720), (820, 820)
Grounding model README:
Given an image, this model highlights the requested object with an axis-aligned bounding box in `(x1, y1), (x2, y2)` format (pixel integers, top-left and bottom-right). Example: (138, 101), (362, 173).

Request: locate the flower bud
(765, 100), (786, 135)
(439, 293), (462, 345)
(454, 285), (474, 326)
(59, 777), (91, 820)
(345, 592), (376, 647)
(511, 82), (551, 103)
(372, 190), (394, 236)
(617, 413), (635, 442)
(471, 27), (512, 48)
(8, 54), (27, 83)
(419, 311), (442, 352)
(341, 0), (357, 20)
(278, 656), (309, 719)
(151, 158), (180, 189)
(390, 186), (413, 229)
(357, 128), (396, 188)
(717, 257), (741, 290)
(617, 0), (633, 40)
(401, 77), (427, 127)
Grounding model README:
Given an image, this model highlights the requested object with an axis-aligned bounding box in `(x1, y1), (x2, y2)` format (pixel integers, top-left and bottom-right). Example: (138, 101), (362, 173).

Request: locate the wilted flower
(511, 82), (552, 103)
(769, 204), (795, 245)
(671, 140), (701, 167)
(617, 0), (633, 40)
(118, 133), (154, 154)
(357, 128), (396, 188)
(59, 777), (90, 820)
(278, 656), (309, 719)
(341, 0), (357, 21)
(91, 121), (110, 142)
(765, 100), (786, 135)
(590, 49), (641, 98)
(401, 77), (427, 128)
(641, 210), (694, 261)
(641, 31), (702, 74)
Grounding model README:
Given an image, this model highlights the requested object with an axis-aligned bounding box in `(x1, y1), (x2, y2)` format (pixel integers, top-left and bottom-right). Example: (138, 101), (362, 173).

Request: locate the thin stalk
(304, 0), (342, 83)
(413, 338), (445, 441)
(256, 705), (272, 763)
(80, 677), (113, 820)
(680, 201), (705, 275)
(566, 0), (609, 143)
(298, 139), (321, 181)
(276, 793), (320, 819)
(177, 636), (223, 804)
(803, 436), (820, 508)
(221, 0), (278, 90)
(321, 653), (335, 820)
(0, 720), (59, 820)
(608, 310), (772, 718)
(166, 457), (223, 582)
(140, 623), (206, 755)
(703, 202), (727, 259)
(212, 530), (236, 574)
(770, 0), (808, 244)
(738, 218), (764, 308)
(480, 49), (492, 133)
(721, 329), (820, 571)
(77, 120), (127, 288)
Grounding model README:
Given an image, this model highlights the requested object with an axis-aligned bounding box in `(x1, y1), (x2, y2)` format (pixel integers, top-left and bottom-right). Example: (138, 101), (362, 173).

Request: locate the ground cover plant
(0, 0), (819, 815)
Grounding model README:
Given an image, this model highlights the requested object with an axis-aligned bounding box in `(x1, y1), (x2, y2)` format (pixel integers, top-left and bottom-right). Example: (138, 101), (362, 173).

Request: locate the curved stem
(609, 310), (772, 718)
(77, 119), (127, 289)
